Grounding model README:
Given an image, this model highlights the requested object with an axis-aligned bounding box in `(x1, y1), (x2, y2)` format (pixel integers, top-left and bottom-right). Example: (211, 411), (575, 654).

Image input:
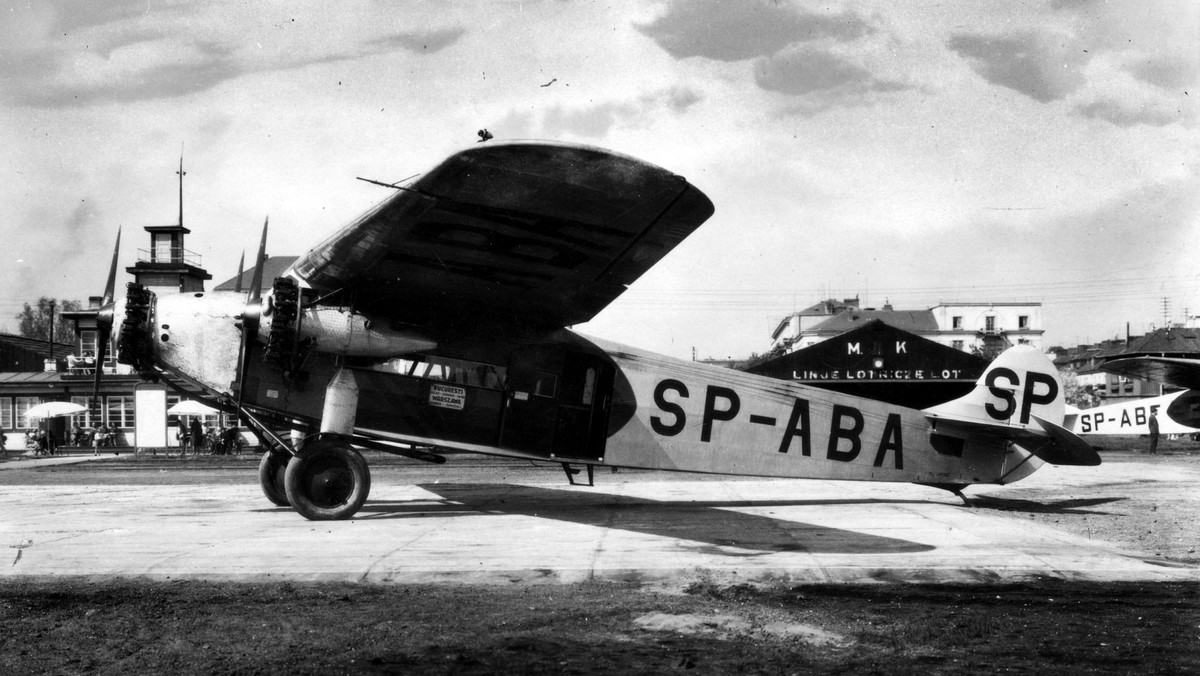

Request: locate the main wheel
(284, 440), (370, 520)
(258, 450), (291, 506)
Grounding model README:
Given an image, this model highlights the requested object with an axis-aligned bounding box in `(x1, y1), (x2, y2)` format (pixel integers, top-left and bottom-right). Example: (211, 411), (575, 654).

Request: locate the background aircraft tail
(923, 345), (1100, 466)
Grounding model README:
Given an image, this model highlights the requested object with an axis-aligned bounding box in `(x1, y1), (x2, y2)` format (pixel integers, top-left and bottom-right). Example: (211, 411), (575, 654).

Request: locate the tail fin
(924, 345), (1100, 466)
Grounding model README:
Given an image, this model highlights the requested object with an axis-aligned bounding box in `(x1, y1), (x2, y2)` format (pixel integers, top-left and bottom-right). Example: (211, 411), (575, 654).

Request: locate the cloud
(948, 30), (1091, 102)
(540, 87), (704, 138)
(635, 0), (872, 62)
(0, 1), (469, 107)
(1075, 96), (1195, 128)
(754, 46), (912, 116)
(1126, 55), (1198, 90)
(756, 46), (908, 95)
(367, 27), (466, 55)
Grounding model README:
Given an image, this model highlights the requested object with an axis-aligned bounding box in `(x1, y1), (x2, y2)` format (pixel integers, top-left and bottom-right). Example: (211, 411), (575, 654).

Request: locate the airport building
(0, 189), (251, 453)
(749, 319), (989, 409)
(769, 298), (1044, 358)
(737, 296), (1043, 409)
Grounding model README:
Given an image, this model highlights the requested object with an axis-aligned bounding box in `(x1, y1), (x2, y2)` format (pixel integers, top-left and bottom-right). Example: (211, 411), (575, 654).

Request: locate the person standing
(1148, 412), (1160, 455)
(190, 417), (204, 454)
(177, 418), (190, 454)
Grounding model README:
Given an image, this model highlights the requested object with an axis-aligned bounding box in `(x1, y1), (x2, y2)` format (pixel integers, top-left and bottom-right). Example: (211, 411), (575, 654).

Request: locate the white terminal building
(768, 297), (1044, 358)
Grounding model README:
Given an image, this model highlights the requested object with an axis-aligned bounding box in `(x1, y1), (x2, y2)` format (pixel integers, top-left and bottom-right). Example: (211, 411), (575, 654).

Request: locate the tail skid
(923, 345), (1100, 467)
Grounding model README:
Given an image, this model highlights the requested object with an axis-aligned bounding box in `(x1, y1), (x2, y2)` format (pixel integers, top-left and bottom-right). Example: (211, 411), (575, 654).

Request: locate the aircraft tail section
(923, 345), (1100, 466)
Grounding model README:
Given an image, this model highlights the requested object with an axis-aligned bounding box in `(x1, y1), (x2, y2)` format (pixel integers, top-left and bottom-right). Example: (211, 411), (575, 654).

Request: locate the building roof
(929, 301), (1042, 308)
(0, 333), (76, 360)
(0, 371), (70, 385)
(1097, 326), (1200, 359)
(212, 256), (299, 292)
(806, 309), (939, 334)
(771, 297), (862, 339)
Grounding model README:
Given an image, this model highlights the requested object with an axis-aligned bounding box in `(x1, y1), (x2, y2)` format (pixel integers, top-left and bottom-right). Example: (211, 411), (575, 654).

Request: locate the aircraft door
(500, 349), (613, 461)
(552, 351), (613, 461)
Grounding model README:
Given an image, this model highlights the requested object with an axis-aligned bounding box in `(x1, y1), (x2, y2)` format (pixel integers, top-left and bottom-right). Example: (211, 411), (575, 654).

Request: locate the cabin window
(532, 372), (557, 398)
(581, 368), (596, 405)
(370, 356), (507, 390)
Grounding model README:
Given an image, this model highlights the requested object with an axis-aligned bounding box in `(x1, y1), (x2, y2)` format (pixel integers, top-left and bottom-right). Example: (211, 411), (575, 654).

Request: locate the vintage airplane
(81, 141), (1098, 520)
(1082, 354), (1200, 436)
(1068, 389), (1200, 436)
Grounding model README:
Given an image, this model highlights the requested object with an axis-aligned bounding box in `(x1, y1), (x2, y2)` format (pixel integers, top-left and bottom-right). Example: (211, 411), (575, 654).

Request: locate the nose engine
(118, 283), (246, 396)
(117, 283), (155, 374)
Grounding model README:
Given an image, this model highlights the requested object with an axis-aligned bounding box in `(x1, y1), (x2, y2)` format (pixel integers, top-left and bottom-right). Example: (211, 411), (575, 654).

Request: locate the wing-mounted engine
(260, 277), (438, 376)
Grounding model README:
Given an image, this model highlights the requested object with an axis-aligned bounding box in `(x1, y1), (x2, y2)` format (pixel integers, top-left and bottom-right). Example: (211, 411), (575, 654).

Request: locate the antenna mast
(176, 147), (186, 229)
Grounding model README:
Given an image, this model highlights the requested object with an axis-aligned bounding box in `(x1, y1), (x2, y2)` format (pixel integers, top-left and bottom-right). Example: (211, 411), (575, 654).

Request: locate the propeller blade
(248, 217), (268, 304)
(234, 250), (245, 294)
(236, 218), (269, 422)
(91, 318), (111, 423)
(102, 227), (121, 306)
(93, 228), (122, 423)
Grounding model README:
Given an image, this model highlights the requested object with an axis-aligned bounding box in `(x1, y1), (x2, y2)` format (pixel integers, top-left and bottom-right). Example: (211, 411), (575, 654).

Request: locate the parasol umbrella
(24, 402), (86, 419)
(167, 400), (219, 416)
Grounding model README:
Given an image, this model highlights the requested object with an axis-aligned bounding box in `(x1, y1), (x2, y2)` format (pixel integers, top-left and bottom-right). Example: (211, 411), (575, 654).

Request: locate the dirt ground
(1, 438), (1198, 674)
(972, 437), (1200, 565)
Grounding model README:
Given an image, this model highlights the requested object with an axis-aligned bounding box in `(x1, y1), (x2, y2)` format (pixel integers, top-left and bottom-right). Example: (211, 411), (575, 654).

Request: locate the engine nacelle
(267, 306), (437, 359)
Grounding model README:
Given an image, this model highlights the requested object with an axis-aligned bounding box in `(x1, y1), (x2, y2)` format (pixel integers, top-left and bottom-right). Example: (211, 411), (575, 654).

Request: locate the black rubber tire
(283, 441), (370, 520)
(258, 450), (291, 506)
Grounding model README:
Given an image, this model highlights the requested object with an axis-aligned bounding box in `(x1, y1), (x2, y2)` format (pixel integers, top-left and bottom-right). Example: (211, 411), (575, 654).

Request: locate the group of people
(25, 428), (56, 455)
(17, 426), (112, 455)
(176, 418), (242, 455)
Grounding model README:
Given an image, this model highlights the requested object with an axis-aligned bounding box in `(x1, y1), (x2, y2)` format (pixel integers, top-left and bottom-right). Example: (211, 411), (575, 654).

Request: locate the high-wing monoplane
(1069, 389), (1200, 436)
(1090, 354), (1200, 436)
(88, 141), (1097, 519)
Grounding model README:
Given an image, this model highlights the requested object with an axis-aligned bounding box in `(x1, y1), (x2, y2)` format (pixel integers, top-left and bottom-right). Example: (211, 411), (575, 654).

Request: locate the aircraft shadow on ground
(969, 495), (1128, 515)
(355, 483), (935, 556)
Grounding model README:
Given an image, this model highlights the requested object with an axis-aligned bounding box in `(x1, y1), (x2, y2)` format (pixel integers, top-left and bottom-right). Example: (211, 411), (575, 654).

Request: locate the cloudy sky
(1, 0), (1196, 359)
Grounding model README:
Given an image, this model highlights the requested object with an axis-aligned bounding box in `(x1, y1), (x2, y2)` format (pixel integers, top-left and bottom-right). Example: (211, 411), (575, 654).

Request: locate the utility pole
(48, 299), (55, 366)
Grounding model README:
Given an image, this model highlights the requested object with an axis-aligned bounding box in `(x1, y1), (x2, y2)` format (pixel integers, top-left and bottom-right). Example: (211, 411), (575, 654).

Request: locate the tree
(15, 297), (83, 343)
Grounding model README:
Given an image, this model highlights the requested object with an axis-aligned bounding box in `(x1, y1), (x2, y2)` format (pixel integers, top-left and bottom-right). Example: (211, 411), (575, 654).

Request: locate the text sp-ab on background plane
(1074, 354), (1200, 436)
(78, 141), (1099, 520)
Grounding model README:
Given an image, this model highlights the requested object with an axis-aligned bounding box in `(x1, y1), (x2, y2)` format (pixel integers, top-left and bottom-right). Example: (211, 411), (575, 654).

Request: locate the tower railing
(137, 247), (202, 266)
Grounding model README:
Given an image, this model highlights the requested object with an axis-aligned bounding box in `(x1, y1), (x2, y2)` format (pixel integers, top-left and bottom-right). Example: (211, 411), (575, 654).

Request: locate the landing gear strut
(283, 367), (369, 520)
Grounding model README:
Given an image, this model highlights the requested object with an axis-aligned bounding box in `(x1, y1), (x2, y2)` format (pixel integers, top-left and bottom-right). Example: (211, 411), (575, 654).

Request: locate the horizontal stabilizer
(1028, 415), (1101, 466)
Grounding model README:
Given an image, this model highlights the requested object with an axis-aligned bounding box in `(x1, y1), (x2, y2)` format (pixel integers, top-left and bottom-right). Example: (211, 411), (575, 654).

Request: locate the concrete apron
(1, 476), (1196, 587)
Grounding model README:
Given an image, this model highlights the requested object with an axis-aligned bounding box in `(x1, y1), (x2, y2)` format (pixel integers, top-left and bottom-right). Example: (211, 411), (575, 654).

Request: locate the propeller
(234, 250), (245, 294)
(234, 218), (269, 422)
(91, 228), (122, 422)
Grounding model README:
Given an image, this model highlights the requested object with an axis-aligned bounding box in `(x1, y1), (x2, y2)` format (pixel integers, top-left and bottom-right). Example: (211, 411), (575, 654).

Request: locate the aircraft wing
(1100, 356), (1200, 390)
(286, 141), (714, 331)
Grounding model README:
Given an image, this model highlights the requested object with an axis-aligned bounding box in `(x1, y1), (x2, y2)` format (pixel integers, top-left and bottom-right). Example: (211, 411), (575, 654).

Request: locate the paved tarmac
(1, 455), (1196, 587)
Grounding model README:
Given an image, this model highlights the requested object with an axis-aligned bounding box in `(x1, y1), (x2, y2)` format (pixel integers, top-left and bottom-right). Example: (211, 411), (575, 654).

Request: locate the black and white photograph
(1, 1), (1197, 673)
